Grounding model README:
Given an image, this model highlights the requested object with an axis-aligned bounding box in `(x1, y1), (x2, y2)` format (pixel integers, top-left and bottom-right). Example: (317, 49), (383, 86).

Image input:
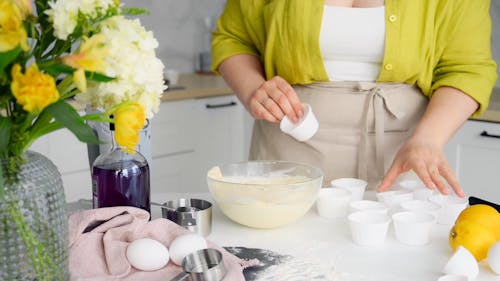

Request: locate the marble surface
(67, 192), (500, 281)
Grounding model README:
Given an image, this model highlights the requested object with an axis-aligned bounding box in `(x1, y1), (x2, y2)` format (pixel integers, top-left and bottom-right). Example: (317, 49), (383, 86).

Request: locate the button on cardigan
(212, 0), (498, 116)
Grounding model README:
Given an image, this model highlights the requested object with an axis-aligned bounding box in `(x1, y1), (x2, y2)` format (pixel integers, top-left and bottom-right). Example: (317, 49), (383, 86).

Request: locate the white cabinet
(150, 95), (252, 196)
(31, 128), (92, 202)
(444, 120), (500, 203)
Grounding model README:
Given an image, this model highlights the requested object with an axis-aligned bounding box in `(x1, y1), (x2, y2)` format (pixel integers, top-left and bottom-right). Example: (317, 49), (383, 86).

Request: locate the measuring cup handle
(150, 202), (164, 207)
(169, 271), (190, 281)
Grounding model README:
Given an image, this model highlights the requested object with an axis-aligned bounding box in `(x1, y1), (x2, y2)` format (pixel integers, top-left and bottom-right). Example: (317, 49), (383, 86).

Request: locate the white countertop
(147, 192), (499, 281)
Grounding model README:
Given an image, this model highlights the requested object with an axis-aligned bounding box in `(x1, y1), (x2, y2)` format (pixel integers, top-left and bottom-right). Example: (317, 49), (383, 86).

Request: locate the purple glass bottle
(92, 123), (151, 213)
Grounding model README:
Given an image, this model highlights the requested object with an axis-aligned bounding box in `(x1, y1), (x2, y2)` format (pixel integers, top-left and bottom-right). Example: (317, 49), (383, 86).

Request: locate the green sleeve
(211, 0), (260, 74)
(431, 0), (498, 116)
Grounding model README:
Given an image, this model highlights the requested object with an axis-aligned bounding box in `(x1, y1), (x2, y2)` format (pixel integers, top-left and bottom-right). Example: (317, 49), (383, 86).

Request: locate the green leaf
(0, 168), (3, 200)
(0, 117), (11, 154)
(46, 101), (100, 144)
(121, 7), (149, 16)
(38, 63), (74, 77)
(0, 47), (22, 82)
(85, 71), (115, 82)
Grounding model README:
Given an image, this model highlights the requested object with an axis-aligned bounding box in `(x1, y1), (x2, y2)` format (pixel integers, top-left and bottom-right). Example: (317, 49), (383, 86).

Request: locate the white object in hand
(126, 238), (170, 271)
(169, 233), (208, 265)
(443, 246), (479, 281)
(280, 103), (318, 142)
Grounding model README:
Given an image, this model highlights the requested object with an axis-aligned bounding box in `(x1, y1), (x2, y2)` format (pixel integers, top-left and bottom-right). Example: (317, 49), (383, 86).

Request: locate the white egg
(169, 233), (208, 265)
(126, 238), (169, 271)
(443, 246), (479, 281)
(488, 241), (500, 275)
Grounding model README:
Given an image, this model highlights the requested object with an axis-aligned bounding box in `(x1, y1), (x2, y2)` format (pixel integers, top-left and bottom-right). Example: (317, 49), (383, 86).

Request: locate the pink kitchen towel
(68, 206), (256, 281)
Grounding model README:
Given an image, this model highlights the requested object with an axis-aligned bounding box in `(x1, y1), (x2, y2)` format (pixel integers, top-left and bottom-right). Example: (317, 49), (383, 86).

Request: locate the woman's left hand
(377, 139), (465, 197)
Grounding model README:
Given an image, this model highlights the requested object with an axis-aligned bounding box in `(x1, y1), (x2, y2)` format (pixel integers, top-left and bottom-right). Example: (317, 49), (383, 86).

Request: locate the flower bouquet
(0, 0), (165, 279)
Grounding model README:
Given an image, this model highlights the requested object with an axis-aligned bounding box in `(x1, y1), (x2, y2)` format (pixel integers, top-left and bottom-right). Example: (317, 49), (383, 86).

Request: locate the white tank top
(319, 6), (386, 82)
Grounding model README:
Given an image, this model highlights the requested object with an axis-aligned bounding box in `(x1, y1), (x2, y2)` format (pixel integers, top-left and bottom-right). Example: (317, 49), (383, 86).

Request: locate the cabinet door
(150, 99), (197, 158)
(194, 95), (247, 172)
(150, 96), (252, 195)
(445, 120), (500, 202)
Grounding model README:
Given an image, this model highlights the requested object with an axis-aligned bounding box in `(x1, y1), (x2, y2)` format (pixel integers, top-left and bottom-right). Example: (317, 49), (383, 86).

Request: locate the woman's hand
(378, 86), (479, 198)
(248, 76), (304, 123)
(378, 139), (465, 197)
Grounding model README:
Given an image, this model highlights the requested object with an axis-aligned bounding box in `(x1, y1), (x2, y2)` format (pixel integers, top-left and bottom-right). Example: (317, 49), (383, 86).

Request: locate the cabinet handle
(205, 101), (237, 109)
(479, 130), (500, 139)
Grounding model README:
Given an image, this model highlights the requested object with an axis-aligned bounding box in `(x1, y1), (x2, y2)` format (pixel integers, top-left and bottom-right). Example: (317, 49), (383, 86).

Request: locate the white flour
(255, 255), (367, 281)
(226, 245), (369, 281)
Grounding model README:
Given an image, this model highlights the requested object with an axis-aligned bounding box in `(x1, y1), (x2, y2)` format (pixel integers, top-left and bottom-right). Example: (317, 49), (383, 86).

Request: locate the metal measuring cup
(170, 248), (226, 281)
(152, 198), (212, 236)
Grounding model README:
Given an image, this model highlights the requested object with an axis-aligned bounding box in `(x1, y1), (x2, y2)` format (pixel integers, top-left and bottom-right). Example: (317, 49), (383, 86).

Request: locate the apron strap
(358, 86), (401, 182)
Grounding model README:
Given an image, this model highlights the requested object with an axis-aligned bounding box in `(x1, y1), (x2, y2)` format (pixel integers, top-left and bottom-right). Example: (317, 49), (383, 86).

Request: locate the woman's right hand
(248, 76), (304, 124)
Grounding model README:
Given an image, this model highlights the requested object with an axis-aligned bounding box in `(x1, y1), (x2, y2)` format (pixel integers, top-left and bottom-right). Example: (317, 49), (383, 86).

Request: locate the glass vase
(0, 151), (69, 281)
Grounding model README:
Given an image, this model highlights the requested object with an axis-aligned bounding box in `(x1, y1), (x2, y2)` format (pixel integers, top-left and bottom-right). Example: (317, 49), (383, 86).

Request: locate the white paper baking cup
(330, 178), (367, 201)
(376, 189), (414, 211)
(392, 211), (436, 246)
(396, 179), (437, 200)
(399, 199), (442, 218)
(280, 103), (318, 142)
(316, 188), (352, 219)
(348, 211), (391, 246)
(429, 195), (468, 225)
(349, 200), (388, 215)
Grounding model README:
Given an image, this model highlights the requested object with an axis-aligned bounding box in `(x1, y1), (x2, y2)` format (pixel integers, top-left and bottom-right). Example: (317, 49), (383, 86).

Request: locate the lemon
(456, 204), (500, 239)
(449, 219), (498, 261)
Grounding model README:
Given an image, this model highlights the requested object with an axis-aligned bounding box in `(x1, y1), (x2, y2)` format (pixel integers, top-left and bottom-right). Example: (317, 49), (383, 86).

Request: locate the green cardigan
(211, 0), (498, 116)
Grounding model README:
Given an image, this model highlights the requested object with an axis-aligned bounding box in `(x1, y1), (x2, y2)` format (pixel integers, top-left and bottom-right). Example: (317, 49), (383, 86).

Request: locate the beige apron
(249, 82), (428, 189)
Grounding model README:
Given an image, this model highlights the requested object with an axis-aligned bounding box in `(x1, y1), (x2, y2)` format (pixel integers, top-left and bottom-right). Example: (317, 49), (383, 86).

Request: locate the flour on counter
(225, 247), (369, 281)
(256, 255), (367, 281)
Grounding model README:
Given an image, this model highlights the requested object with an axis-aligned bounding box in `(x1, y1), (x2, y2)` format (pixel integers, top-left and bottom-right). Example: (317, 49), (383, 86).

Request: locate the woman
(211, 0), (497, 196)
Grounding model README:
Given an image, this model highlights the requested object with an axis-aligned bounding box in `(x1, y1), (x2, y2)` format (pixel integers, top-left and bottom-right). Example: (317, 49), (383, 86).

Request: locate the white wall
(123, 0), (226, 73)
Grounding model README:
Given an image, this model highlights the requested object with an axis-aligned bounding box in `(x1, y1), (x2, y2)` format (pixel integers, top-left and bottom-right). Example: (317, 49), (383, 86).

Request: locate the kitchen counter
(162, 73), (233, 102)
(472, 87), (500, 123)
(141, 192), (499, 281)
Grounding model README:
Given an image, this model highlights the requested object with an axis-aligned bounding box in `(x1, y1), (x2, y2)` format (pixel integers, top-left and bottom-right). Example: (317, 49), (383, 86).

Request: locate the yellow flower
(0, 0), (28, 52)
(10, 64), (60, 113)
(62, 34), (108, 72)
(62, 34), (109, 92)
(73, 68), (87, 92)
(14, 0), (32, 16)
(114, 103), (146, 153)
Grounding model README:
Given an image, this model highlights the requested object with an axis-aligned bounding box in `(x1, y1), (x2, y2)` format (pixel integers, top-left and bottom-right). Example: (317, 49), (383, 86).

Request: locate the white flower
(45, 0), (118, 40)
(76, 16), (166, 119)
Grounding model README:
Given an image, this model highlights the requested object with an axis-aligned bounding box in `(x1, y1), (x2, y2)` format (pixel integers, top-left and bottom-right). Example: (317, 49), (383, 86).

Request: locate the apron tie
(358, 85), (407, 182)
